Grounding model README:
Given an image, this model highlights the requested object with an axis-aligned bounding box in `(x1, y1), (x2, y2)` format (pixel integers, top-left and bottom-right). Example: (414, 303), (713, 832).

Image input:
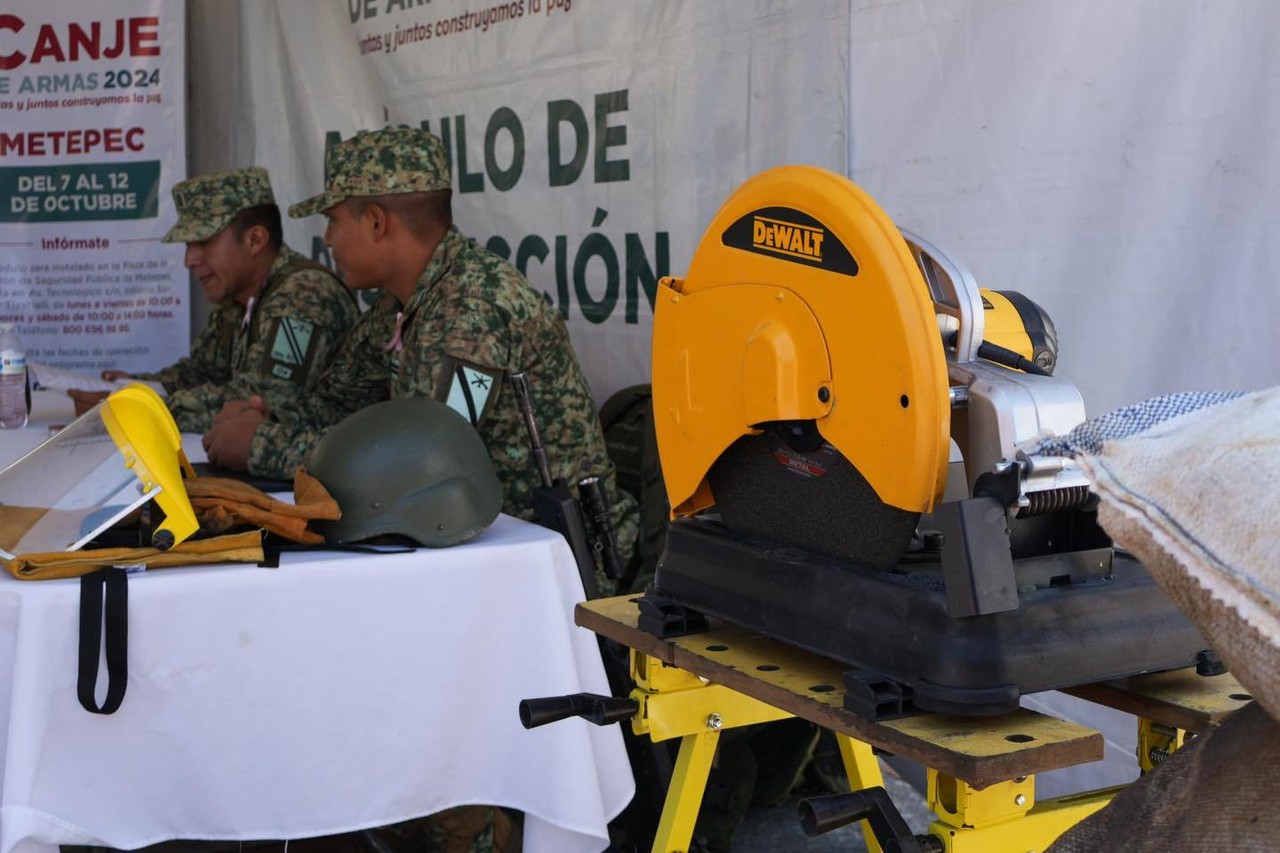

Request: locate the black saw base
(643, 517), (1214, 719)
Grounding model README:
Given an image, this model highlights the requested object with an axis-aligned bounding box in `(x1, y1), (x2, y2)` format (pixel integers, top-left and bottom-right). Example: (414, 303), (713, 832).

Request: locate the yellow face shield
(0, 384), (198, 558)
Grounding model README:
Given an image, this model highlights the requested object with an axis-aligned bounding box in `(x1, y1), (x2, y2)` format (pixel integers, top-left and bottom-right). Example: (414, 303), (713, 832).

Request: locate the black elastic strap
(78, 568), (129, 715)
(260, 534), (418, 567)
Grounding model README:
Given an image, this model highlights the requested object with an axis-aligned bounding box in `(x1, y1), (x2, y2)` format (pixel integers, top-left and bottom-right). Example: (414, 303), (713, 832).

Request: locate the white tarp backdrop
(849, 0), (1280, 415)
(0, 0), (187, 374)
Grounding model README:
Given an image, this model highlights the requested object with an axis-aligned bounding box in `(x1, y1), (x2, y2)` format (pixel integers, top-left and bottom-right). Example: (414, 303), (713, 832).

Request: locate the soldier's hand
(67, 389), (110, 417)
(204, 398), (267, 472)
(246, 395), (270, 418)
(209, 396), (264, 428)
(101, 369), (132, 382)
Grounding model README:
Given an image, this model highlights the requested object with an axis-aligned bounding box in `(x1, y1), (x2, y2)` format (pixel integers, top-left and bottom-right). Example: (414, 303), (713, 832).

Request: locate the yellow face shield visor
(0, 383), (198, 558)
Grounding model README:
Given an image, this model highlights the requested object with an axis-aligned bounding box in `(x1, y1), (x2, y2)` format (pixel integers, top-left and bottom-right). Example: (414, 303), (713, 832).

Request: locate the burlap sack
(1075, 388), (1279, 721)
(1049, 701), (1280, 851)
(1047, 387), (1280, 851)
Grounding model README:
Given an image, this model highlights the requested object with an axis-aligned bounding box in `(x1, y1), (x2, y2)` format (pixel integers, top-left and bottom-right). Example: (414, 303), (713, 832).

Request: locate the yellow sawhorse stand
(577, 596), (1250, 853)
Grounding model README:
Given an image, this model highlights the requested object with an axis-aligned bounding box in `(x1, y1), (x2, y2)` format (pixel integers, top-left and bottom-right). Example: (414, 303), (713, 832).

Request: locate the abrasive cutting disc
(707, 429), (918, 571)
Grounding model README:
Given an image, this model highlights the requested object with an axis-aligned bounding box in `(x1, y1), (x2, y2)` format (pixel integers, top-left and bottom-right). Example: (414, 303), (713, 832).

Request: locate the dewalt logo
(752, 216), (825, 263)
(722, 206), (859, 278)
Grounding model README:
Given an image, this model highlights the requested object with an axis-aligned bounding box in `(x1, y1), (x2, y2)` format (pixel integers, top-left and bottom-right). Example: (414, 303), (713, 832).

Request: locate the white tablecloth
(0, 392), (633, 853)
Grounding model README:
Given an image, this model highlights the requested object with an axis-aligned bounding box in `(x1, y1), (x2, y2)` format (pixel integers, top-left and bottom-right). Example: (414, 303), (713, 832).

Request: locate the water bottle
(0, 323), (29, 430)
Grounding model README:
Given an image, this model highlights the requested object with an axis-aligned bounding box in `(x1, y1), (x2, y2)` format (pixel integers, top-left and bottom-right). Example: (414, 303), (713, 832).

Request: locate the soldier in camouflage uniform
(203, 127), (638, 853)
(70, 167), (358, 433)
(204, 130), (638, 578)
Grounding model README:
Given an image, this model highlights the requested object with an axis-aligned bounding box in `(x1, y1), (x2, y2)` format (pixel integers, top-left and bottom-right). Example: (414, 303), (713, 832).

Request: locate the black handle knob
(799, 789), (879, 836)
(518, 692), (638, 729)
(798, 787), (940, 852)
(151, 528), (175, 551)
(591, 695), (639, 725)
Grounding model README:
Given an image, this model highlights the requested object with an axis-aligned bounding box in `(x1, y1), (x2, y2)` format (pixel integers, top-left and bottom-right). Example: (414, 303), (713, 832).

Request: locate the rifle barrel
(510, 372), (554, 488)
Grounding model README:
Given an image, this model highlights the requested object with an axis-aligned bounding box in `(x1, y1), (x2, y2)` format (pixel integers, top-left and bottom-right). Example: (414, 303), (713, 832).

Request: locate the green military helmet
(307, 398), (502, 547)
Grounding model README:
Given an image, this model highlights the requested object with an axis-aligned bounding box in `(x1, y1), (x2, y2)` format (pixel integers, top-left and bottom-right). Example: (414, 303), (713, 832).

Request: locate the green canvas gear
(307, 398), (503, 547)
(162, 166), (276, 243)
(600, 383), (669, 593)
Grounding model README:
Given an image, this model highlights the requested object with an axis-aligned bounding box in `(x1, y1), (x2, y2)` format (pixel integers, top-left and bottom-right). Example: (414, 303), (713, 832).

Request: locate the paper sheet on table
(28, 363), (166, 398)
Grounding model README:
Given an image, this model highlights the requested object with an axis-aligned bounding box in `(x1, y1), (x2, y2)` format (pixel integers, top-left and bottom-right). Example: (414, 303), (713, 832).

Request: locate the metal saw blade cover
(652, 165), (950, 517)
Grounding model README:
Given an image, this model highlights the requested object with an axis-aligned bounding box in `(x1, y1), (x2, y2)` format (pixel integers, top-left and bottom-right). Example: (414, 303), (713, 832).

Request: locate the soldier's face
(184, 227), (256, 305)
(323, 201), (377, 289)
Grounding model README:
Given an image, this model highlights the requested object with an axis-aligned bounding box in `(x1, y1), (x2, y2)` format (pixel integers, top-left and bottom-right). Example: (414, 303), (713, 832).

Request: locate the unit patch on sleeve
(439, 359), (503, 427)
(261, 316), (317, 384)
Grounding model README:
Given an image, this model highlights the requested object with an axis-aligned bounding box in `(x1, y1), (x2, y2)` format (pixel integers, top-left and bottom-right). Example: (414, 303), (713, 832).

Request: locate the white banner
(0, 1), (187, 373)
(210, 0), (851, 405)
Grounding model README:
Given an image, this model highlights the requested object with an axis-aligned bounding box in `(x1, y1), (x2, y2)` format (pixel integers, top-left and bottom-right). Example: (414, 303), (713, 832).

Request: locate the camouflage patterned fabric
(250, 290), (396, 447)
(134, 245), (359, 433)
(288, 128), (450, 219)
(380, 805), (517, 853)
(162, 166), (275, 243)
(248, 229), (638, 591)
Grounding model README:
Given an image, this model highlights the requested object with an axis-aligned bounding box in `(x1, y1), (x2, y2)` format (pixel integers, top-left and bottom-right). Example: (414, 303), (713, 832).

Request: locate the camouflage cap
(288, 128), (450, 218)
(161, 166), (276, 243)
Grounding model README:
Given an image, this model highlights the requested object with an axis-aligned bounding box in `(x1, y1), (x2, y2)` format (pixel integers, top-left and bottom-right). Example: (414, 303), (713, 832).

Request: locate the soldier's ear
(365, 202), (390, 241)
(242, 223), (271, 255)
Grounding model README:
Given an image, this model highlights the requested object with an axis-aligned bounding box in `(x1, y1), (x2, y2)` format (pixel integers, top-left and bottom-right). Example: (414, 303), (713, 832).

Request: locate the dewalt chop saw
(639, 166), (1215, 718)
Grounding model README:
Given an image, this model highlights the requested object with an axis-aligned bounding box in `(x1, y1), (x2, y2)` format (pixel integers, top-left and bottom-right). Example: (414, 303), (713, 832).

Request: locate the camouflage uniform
(253, 129), (639, 575)
(135, 167), (358, 432)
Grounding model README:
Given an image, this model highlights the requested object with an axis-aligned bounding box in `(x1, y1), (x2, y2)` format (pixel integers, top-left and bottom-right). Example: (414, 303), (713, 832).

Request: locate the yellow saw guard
(653, 165), (950, 518)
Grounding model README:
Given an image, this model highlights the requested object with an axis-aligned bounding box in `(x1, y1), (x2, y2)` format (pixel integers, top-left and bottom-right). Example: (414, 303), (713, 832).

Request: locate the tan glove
(185, 467), (341, 544)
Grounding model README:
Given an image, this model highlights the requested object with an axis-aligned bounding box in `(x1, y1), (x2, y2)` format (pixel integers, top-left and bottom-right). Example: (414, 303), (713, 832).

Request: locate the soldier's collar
(402, 226), (464, 315)
(241, 245), (291, 314)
